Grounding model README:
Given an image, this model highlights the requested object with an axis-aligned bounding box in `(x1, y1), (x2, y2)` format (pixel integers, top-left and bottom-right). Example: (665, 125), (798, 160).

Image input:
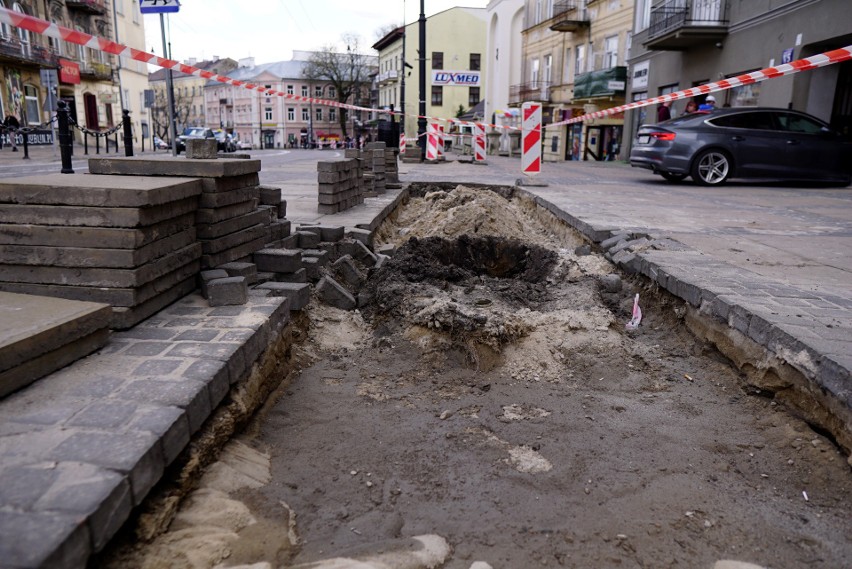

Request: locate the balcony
(550, 1), (590, 33)
(377, 69), (400, 85)
(645, 0), (729, 50)
(509, 81), (552, 105)
(65, 0), (107, 15)
(79, 61), (113, 81)
(573, 66), (627, 100)
(0, 36), (59, 68)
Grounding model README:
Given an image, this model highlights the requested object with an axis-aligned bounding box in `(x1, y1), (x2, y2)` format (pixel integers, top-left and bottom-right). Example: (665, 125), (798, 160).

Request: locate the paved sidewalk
(0, 150), (849, 568)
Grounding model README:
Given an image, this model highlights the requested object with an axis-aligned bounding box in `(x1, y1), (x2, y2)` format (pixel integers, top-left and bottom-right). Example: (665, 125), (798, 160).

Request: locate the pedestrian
(657, 101), (672, 122)
(3, 114), (20, 152)
(698, 95), (717, 111)
(682, 99), (698, 115)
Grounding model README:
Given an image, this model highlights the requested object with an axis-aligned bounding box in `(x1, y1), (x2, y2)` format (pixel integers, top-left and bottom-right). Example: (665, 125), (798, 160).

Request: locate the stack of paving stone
(0, 173), (203, 330)
(362, 141), (388, 196)
(87, 156), (282, 272)
(384, 145), (400, 185)
(316, 158), (364, 214)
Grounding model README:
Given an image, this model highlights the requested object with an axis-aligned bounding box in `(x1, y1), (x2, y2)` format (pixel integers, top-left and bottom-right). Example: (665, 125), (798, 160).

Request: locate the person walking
(3, 114), (20, 152)
(657, 101), (672, 122)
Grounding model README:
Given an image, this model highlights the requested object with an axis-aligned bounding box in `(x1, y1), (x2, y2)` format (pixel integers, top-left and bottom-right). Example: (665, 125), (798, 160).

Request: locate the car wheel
(691, 149), (731, 185)
(660, 172), (688, 183)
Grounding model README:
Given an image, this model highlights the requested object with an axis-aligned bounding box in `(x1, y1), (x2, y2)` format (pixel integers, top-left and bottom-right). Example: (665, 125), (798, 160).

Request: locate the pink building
(204, 55), (345, 150)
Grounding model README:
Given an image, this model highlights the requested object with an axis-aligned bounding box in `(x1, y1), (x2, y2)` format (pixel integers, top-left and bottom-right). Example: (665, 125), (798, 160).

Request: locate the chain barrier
(67, 115), (124, 138)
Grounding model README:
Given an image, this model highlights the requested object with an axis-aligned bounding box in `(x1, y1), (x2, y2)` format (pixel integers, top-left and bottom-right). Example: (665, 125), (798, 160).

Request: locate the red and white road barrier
(425, 123), (439, 161)
(521, 102), (542, 176)
(474, 123), (486, 163)
(437, 124), (445, 160)
(399, 132), (406, 155)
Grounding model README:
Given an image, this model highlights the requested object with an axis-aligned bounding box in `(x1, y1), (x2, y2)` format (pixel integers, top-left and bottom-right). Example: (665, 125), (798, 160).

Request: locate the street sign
(140, 0), (180, 14)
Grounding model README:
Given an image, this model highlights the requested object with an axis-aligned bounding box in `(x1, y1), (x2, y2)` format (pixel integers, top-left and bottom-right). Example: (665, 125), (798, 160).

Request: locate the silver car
(630, 107), (851, 186)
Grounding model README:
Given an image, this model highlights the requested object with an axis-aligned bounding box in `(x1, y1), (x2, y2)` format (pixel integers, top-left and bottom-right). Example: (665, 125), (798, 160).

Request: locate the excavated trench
(101, 184), (852, 569)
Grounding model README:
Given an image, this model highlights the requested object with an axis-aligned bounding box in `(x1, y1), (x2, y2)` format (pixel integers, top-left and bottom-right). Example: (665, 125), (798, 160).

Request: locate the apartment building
(374, 7), (488, 141)
(484, 0), (524, 137)
(1, 0), (149, 148)
(515, 0), (634, 162)
(625, 0), (852, 156)
(204, 54), (372, 150)
(148, 57), (237, 142)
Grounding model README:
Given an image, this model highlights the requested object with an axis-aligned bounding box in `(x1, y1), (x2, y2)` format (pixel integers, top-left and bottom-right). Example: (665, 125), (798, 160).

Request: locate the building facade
(625, 0), (852, 156)
(148, 57), (238, 143)
(204, 54), (363, 150)
(484, 0), (524, 131)
(374, 7), (488, 141)
(515, 0), (634, 162)
(1, 0), (149, 148)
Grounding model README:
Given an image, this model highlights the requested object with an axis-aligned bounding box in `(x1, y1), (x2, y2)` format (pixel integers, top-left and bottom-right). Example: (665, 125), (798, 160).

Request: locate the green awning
(574, 66), (627, 99)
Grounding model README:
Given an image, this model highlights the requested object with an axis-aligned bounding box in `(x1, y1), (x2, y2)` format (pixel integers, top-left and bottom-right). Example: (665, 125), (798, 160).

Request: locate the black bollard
(57, 100), (74, 173)
(122, 109), (133, 156)
(21, 129), (29, 159)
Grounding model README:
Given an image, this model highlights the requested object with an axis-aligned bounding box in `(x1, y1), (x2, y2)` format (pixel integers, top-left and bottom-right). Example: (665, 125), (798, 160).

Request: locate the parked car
(213, 129), (236, 153)
(176, 127), (216, 153)
(236, 139), (252, 150)
(152, 136), (169, 150)
(630, 107), (852, 186)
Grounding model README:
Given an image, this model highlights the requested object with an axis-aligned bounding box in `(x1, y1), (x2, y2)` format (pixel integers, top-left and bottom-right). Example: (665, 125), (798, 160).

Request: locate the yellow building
(113, 0), (150, 150)
(374, 7), (487, 146)
(517, 0), (633, 161)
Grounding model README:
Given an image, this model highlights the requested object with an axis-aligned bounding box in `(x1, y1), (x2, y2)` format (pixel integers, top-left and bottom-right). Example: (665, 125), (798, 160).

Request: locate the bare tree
(374, 23), (402, 41)
(150, 88), (192, 141)
(302, 34), (376, 139)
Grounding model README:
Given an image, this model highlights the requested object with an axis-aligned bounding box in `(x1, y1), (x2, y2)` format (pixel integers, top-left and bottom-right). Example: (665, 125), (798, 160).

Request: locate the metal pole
(123, 109), (133, 156)
(401, 0), (406, 126)
(161, 13), (177, 156)
(57, 100), (74, 174)
(417, 0), (426, 162)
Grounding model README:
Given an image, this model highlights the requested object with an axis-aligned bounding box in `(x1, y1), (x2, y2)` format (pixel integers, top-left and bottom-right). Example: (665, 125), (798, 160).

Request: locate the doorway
(83, 93), (99, 130)
(831, 60), (852, 139)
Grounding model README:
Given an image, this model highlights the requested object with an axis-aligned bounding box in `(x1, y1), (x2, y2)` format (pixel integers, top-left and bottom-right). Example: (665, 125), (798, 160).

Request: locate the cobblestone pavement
(0, 148), (849, 568)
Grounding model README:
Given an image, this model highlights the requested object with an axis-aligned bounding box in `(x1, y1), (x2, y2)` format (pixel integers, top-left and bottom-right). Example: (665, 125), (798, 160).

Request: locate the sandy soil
(110, 185), (852, 569)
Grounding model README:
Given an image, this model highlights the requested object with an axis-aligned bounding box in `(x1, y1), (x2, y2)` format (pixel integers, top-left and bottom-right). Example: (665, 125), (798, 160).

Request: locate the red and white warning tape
(3, 7), (849, 134)
(547, 45), (852, 128)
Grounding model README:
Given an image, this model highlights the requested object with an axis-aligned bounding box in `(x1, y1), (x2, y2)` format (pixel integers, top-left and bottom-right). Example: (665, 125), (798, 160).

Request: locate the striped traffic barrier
(474, 123), (486, 163)
(399, 132), (406, 155)
(521, 102), (542, 176)
(425, 123), (439, 161)
(437, 124), (445, 160)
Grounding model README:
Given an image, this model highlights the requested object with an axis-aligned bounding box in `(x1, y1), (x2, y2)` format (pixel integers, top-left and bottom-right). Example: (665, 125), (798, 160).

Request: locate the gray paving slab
(87, 155), (262, 178)
(0, 174), (202, 207)
(0, 196), (199, 228)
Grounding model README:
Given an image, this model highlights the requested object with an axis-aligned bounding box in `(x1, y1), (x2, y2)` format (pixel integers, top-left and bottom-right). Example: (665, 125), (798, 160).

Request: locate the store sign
(432, 70), (481, 86)
(59, 59), (81, 85)
(631, 60), (649, 90)
(99, 92), (118, 104)
(1, 130), (54, 146)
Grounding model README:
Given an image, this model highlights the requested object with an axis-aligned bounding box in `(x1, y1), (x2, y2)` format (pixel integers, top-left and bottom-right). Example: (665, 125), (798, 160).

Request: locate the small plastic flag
(626, 294), (642, 330)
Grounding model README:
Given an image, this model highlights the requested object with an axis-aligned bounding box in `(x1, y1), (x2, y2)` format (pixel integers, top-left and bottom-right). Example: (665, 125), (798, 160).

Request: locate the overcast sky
(142, 1), (489, 66)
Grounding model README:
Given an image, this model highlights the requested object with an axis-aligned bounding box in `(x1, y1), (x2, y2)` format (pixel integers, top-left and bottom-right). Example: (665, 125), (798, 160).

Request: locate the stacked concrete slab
(0, 173), (203, 329)
(87, 156), (276, 271)
(363, 142), (388, 196)
(316, 158), (364, 215)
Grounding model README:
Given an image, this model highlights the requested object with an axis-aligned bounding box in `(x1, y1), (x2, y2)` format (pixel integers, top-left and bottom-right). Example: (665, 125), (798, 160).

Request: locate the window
(301, 85), (308, 97)
(776, 112), (826, 133)
(564, 47), (572, 84)
(287, 108), (295, 121)
(24, 84), (39, 124)
(328, 86), (336, 98)
(315, 107), (322, 122)
(13, 2), (30, 56)
(531, 58), (540, 83)
(265, 107), (273, 121)
(469, 87), (480, 107)
(432, 51), (443, 70)
(315, 86), (323, 97)
(115, 0), (124, 15)
(544, 54), (552, 85)
(728, 81), (761, 107)
(470, 53), (481, 71)
(329, 108), (336, 122)
(635, 0), (651, 31)
(302, 107), (309, 121)
(431, 86), (443, 106)
(575, 44), (586, 75)
(711, 112), (775, 131)
(132, 0), (139, 23)
(604, 35), (619, 68)
(535, 0), (542, 24)
(287, 85), (294, 94)
(0, 0), (8, 39)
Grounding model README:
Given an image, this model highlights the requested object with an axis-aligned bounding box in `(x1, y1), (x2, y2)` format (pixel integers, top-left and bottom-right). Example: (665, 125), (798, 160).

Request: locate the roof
(372, 26), (405, 51)
(148, 58), (237, 82)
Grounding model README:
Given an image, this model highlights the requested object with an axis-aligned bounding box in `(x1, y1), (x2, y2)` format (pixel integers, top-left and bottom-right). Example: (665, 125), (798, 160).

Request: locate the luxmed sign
(432, 70), (481, 86)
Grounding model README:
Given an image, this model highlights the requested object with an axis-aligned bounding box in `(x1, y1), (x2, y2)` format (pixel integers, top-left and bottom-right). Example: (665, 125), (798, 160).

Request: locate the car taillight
(650, 132), (676, 141)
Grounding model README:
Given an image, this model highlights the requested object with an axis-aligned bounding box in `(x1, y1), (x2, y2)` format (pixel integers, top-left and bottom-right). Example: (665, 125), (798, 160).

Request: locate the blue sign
(140, 0), (180, 14)
(782, 48), (795, 64)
